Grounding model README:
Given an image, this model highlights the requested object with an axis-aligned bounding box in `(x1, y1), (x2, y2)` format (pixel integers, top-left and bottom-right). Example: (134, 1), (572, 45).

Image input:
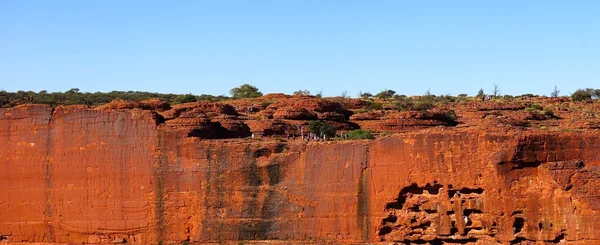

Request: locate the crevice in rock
(550, 232), (566, 243)
(513, 217), (525, 234)
(357, 145), (371, 242)
(458, 187), (484, 194)
(381, 214), (397, 225)
(44, 108), (56, 243)
(48, 106), (55, 124)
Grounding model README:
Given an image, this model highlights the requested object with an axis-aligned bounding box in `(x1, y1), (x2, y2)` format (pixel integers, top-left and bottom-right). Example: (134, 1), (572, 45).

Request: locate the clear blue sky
(1, 1), (598, 97)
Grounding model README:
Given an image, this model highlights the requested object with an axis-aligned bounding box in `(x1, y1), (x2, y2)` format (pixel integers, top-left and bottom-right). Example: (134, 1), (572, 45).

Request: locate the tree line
(0, 84), (263, 108)
(2, 84), (599, 108)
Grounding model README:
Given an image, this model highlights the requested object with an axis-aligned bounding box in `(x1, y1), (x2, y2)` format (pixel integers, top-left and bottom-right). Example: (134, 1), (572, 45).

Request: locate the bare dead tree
(341, 90), (348, 98)
(551, 85), (560, 98)
(492, 83), (501, 97)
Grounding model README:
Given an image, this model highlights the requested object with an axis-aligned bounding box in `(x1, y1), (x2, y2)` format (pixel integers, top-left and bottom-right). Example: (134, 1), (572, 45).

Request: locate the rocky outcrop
(2, 104), (600, 244)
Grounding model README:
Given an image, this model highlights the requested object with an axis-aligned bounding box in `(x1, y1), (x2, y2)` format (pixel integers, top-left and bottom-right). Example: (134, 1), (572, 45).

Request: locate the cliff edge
(2, 97), (600, 244)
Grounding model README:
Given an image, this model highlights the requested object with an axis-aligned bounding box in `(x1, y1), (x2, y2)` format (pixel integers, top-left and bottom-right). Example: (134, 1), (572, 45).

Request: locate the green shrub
(572, 89), (593, 102)
(524, 103), (543, 112)
(503, 95), (515, 100)
(375, 89), (396, 99)
(518, 94), (537, 98)
(173, 94), (197, 104)
(347, 129), (375, 140)
(411, 101), (434, 111)
(359, 91), (373, 98)
(446, 110), (457, 121)
(391, 101), (410, 111)
(261, 100), (274, 109)
(293, 90), (311, 96)
(380, 131), (393, 137)
(197, 94), (228, 102)
(524, 107), (537, 112)
(308, 120), (336, 138)
(368, 102), (383, 110)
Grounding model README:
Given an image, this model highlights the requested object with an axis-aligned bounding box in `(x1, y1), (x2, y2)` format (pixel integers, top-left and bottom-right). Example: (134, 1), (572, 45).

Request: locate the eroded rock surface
(2, 102), (600, 244)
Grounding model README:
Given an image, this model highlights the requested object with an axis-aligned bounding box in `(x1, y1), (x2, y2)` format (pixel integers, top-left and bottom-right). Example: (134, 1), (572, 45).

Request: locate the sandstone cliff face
(2, 105), (600, 244)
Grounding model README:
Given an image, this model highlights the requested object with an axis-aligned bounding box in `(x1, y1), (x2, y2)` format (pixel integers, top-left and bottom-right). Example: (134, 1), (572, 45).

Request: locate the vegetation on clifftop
(2, 85), (600, 108)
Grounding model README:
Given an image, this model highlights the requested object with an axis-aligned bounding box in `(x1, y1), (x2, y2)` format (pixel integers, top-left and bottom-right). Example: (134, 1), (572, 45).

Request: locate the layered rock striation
(1, 103), (600, 244)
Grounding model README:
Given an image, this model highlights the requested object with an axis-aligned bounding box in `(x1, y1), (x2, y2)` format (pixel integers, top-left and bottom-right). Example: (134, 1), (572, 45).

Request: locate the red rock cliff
(1, 105), (600, 244)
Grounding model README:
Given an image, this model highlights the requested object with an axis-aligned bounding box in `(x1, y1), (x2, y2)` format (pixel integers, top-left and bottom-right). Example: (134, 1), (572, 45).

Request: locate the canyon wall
(2, 105), (600, 244)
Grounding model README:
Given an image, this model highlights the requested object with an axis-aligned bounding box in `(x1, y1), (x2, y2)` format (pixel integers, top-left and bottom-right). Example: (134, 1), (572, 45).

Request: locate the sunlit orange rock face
(2, 104), (600, 244)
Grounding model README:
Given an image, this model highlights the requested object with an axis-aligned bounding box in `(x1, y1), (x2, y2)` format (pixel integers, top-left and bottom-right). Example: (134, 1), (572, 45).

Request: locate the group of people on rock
(251, 125), (349, 142)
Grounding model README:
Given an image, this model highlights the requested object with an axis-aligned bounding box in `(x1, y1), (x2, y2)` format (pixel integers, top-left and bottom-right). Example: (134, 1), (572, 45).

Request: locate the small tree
(308, 120), (336, 138)
(376, 89), (396, 99)
(67, 88), (80, 93)
(423, 88), (434, 101)
(315, 89), (323, 98)
(551, 86), (560, 98)
(572, 89), (592, 102)
(477, 89), (485, 97)
(359, 91), (372, 98)
(593, 89), (600, 99)
(230, 84), (263, 99)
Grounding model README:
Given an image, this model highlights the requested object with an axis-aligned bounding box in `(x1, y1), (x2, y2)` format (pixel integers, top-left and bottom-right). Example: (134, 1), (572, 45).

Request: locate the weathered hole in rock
(274, 143), (286, 153)
(464, 209), (483, 216)
(514, 217), (525, 234)
(381, 214), (397, 225)
(458, 187), (484, 194)
(253, 148), (271, 158)
(385, 183), (443, 210)
(378, 226), (392, 236)
(550, 233), (566, 243)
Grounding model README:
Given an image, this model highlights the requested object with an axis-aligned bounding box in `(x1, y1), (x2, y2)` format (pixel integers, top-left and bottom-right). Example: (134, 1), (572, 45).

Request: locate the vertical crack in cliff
(357, 143), (371, 242)
(237, 145), (282, 240)
(43, 106), (56, 242)
(154, 127), (167, 244)
(215, 146), (227, 242)
(200, 147), (213, 241)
